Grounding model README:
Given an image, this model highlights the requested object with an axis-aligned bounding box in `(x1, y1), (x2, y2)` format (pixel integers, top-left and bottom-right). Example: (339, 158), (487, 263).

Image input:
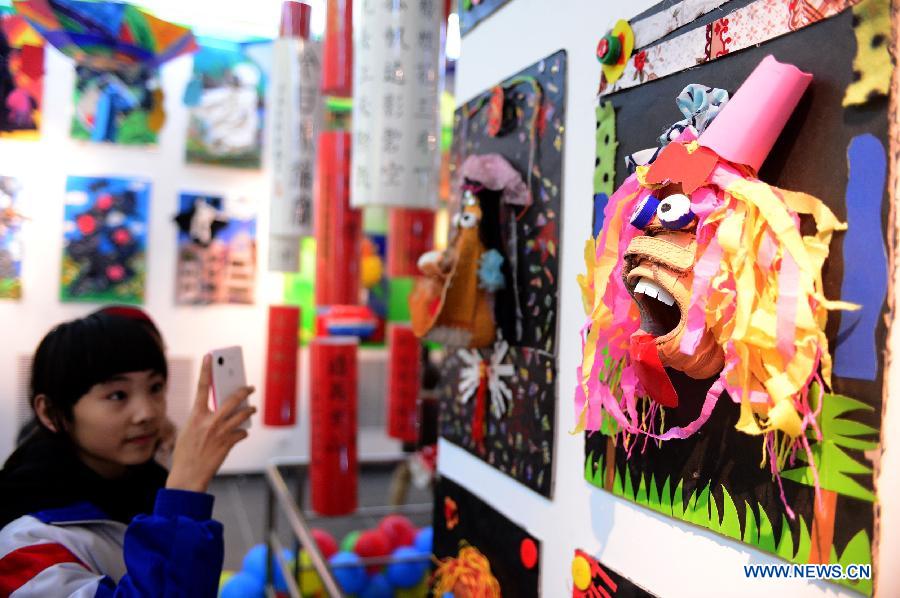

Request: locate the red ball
(311, 528), (338, 559)
(354, 529), (392, 574)
(378, 515), (417, 549)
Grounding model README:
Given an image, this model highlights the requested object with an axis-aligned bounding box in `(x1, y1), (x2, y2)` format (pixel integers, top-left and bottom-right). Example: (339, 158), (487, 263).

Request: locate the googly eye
(459, 212), (478, 229)
(451, 213), (461, 228)
(657, 193), (695, 229)
(629, 195), (660, 229)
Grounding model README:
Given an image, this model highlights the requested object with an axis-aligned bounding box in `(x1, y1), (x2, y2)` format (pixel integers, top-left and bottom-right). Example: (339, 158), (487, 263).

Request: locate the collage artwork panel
(61, 176), (149, 304)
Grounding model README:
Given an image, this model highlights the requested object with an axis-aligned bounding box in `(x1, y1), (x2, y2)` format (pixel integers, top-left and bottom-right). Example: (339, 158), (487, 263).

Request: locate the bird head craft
(410, 153), (529, 349)
(576, 56), (857, 508)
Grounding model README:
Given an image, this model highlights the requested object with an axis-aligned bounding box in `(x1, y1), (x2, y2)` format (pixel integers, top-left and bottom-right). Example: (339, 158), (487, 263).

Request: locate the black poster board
(438, 50), (566, 498)
(583, 2), (892, 595)
(433, 475), (541, 597)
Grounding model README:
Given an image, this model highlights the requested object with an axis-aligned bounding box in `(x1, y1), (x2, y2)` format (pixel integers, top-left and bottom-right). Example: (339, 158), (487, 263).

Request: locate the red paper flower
(106, 264), (125, 281)
(487, 86), (504, 137)
(76, 214), (96, 236)
(96, 193), (114, 211)
(634, 50), (647, 73)
(444, 496), (459, 530)
(112, 228), (131, 245)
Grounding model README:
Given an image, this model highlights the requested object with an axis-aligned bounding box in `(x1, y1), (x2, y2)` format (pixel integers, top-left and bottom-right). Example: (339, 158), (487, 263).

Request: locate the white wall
(439, 0), (900, 596)
(0, 44), (401, 472)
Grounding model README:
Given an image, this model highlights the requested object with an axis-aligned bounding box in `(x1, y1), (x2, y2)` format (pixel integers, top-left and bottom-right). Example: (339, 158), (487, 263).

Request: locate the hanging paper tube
(699, 55), (811, 172)
(310, 336), (358, 516)
(269, 1), (322, 271)
(315, 130), (361, 305)
(321, 0), (352, 96)
(263, 305), (300, 426)
(388, 208), (435, 277)
(387, 324), (421, 443)
(350, 0), (442, 208)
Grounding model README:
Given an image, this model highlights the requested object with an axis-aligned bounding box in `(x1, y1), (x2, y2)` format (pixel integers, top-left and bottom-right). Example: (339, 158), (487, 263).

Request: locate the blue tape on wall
(592, 192), (608, 237)
(833, 134), (888, 381)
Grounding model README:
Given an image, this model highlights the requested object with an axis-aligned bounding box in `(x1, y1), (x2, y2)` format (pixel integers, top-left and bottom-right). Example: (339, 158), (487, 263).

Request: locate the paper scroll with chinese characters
(350, 0), (442, 208)
(269, 2), (322, 272)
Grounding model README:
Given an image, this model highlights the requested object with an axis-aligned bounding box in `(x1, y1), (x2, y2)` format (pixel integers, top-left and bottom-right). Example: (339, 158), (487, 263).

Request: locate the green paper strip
(594, 101), (617, 195)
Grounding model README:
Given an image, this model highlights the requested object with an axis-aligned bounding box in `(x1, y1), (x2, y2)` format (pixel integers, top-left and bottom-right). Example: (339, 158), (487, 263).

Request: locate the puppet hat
(698, 55), (812, 172)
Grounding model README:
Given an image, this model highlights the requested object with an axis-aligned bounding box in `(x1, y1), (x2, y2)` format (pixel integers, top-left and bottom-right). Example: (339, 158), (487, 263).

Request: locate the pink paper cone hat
(699, 55), (812, 172)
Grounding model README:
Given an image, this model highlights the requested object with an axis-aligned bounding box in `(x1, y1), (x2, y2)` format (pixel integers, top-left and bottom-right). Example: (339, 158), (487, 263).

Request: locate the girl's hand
(165, 355), (255, 493)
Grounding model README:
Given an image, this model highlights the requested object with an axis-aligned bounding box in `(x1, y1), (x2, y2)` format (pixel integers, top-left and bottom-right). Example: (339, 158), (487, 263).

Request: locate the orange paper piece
(644, 142), (718, 194)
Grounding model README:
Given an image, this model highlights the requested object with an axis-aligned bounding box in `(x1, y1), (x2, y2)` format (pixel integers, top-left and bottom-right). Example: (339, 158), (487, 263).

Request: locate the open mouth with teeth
(631, 276), (681, 338)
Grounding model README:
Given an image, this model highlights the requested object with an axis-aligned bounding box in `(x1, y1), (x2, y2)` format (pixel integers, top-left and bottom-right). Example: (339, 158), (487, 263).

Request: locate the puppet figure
(576, 56), (856, 508)
(410, 153), (529, 349)
(411, 186), (496, 348)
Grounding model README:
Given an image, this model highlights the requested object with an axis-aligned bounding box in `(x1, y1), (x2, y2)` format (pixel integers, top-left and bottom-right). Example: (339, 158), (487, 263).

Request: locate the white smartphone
(208, 346), (251, 429)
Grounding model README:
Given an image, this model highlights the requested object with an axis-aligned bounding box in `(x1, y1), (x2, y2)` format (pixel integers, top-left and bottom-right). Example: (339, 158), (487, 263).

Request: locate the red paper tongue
(630, 332), (679, 408)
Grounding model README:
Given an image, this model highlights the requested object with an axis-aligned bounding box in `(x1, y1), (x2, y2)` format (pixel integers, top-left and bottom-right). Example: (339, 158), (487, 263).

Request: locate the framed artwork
(71, 65), (163, 145)
(426, 50), (566, 497)
(0, 176), (24, 299)
(433, 475), (540, 597)
(173, 192), (257, 305)
(185, 40), (266, 168)
(571, 550), (656, 598)
(0, 9), (43, 139)
(61, 176), (149, 304)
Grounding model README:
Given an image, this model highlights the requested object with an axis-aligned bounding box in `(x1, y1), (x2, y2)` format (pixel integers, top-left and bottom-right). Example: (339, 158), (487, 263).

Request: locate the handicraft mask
(577, 55), (855, 490)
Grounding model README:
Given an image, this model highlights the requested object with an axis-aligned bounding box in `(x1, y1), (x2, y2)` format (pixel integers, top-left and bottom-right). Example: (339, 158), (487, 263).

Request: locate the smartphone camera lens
(217, 357), (224, 366)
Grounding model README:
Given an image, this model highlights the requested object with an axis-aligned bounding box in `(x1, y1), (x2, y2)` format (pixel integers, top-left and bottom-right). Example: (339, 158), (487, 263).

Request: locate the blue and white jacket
(0, 489), (223, 598)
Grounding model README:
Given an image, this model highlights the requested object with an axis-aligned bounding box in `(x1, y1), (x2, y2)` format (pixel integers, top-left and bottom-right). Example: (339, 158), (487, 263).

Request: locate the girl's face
(69, 369), (167, 478)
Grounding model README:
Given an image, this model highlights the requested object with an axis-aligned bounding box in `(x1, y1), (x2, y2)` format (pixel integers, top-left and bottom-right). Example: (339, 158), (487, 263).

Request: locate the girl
(0, 307), (255, 597)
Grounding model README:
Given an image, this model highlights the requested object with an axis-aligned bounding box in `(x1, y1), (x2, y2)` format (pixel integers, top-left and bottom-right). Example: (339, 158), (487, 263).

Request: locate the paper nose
(699, 55), (812, 172)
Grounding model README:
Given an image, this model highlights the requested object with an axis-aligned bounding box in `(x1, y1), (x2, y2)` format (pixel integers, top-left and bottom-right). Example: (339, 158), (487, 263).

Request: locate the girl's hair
(30, 308), (167, 431)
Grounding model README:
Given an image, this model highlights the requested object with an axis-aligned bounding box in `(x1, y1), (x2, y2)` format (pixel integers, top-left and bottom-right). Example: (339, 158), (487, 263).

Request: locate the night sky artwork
(61, 176), (149, 304)
(437, 50), (566, 498)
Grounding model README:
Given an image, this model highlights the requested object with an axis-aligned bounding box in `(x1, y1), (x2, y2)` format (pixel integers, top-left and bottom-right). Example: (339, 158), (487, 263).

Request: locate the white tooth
(657, 287), (676, 306)
(640, 277), (659, 299)
(634, 280), (646, 294)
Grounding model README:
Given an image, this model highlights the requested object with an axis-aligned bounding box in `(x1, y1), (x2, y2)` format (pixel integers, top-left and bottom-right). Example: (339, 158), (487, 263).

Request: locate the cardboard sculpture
(577, 56), (854, 500)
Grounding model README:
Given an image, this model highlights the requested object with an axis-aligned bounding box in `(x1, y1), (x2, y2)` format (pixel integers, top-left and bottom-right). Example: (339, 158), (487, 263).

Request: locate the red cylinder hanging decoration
(310, 337), (358, 516)
(388, 208), (435, 277)
(263, 305), (300, 426)
(387, 324), (420, 443)
(321, 0), (352, 97)
(315, 130), (361, 306)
